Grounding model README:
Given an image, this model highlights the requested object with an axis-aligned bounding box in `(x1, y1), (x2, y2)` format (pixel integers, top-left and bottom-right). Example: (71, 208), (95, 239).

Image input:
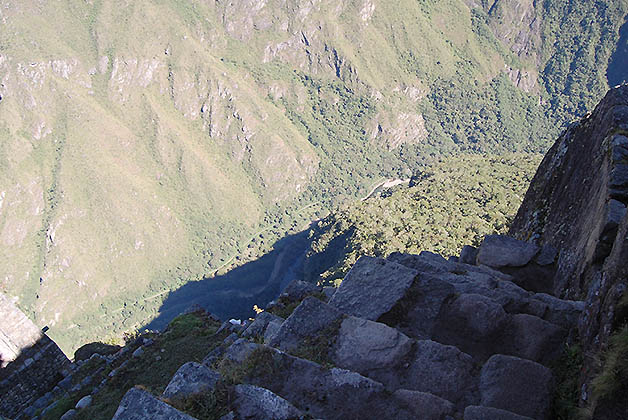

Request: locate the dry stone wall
(0, 293), (70, 418)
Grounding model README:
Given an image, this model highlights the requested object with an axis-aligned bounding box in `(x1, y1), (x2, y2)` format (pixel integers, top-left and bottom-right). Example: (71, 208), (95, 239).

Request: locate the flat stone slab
(480, 355), (553, 419)
(403, 340), (477, 406)
(223, 339), (263, 363)
(387, 251), (455, 273)
(476, 235), (539, 268)
(329, 256), (418, 320)
(112, 387), (197, 420)
(334, 316), (413, 372)
(233, 384), (302, 420)
(162, 362), (221, 400)
(531, 293), (584, 328)
(263, 319), (283, 344)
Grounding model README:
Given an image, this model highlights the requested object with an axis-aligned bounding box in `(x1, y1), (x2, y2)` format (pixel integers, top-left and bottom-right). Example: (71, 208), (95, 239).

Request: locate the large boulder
(479, 355), (553, 419)
(476, 235), (539, 268)
(432, 293), (510, 361)
(162, 362), (221, 400)
(459, 246), (479, 265)
(392, 340), (477, 407)
(438, 293), (509, 339)
(379, 272), (455, 340)
(328, 256), (418, 320)
(504, 314), (565, 364)
(232, 384), (303, 420)
(112, 387), (197, 420)
(223, 339), (263, 363)
(267, 296), (343, 352)
(334, 316), (413, 373)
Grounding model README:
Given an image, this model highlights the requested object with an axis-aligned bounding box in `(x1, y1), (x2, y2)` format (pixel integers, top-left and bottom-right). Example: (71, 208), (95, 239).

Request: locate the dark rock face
(510, 85), (628, 401)
(74, 342), (121, 362)
(511, 86), (628, 294)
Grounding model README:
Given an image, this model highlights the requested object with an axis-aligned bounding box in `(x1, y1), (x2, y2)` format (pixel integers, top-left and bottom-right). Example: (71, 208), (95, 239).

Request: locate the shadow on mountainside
(608, 16), (628, 86)
(143, 229), (312, 331)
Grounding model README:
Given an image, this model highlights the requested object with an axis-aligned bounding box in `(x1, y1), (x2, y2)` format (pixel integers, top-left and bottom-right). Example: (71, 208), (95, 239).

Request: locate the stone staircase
(101, 233), (583, 420)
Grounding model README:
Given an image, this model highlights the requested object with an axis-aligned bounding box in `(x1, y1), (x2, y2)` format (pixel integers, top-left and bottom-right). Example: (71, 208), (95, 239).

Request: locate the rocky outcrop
(510, 85), (628, 408)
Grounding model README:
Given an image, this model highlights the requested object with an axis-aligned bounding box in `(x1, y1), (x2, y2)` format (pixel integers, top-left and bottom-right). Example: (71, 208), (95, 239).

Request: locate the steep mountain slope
(0, 0), (627, 354)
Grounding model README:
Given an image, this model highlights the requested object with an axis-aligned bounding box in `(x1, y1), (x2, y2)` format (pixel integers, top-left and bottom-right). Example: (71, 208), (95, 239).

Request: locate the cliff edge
(511, 85), (628, 416)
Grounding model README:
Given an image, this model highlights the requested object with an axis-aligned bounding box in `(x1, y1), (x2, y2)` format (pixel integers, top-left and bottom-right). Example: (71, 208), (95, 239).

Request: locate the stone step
(219, 338), (448, 420)
(387, 251), (584, 328)
(215, 329), (551, 420)
(267, 296), (478, 408)
(327, 253), (582, 365)
(107, 285), (559, 420)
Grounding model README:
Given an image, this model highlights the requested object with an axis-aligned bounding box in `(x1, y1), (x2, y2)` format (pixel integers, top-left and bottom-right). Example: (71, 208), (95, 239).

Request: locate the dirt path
(362, 178), (410, 201)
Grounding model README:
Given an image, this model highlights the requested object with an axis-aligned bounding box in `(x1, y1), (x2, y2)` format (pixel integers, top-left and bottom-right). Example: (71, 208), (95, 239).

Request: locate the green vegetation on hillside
(303, 154), (542, 285)
(540, 0), (628, 119)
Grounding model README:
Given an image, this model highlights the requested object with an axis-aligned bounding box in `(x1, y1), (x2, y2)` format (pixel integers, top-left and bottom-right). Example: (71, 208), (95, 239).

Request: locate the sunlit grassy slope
(0, 0), (625, 354)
